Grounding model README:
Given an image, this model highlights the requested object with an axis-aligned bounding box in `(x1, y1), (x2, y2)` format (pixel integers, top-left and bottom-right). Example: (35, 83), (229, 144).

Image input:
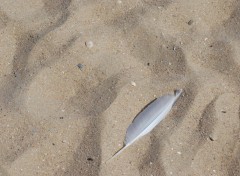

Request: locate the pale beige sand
(0, 0), (240, 176)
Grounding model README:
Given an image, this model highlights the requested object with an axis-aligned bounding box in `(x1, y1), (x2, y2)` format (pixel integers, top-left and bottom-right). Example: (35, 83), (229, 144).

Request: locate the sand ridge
(0, 0), (239, 176)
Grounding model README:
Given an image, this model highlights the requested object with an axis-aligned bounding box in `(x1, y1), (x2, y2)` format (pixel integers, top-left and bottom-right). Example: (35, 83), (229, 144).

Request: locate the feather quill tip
(174, 89), (183, 96)
(104, 145), (127, 163)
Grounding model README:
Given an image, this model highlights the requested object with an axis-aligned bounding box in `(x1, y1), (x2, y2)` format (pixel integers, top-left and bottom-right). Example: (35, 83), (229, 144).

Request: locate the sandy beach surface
(0, 0), (240, 175)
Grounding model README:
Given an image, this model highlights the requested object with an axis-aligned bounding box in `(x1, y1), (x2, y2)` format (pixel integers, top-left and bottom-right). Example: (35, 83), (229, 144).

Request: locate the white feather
(109, 89), (183, 161)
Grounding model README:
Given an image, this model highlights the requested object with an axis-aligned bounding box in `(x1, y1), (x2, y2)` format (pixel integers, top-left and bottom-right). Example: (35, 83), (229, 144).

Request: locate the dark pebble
(187, 20), (193, 25)
(77, 63), (84, 70)
(87, 158), (93, 161)
(209, 136), (214, 141)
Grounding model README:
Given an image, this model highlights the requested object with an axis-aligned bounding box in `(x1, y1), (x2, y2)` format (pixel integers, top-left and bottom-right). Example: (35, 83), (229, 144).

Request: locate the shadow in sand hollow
(138, 132), (166, 176)
(56, 118), (102, 176)
(0, 0), (73, 109)
(56, 74), (123, 175)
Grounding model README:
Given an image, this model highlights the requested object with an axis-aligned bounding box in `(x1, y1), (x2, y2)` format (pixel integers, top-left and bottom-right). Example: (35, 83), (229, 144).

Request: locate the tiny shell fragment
(131, 81), (136, 86)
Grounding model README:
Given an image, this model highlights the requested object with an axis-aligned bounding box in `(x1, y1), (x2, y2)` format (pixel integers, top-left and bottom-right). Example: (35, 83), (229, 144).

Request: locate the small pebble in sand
(117, 0), (122, 4)
(87, 157), (93, 161)
(77, 63), (84, 70)
(85, 41), (94, 48)
(131, 81), (136, 86)
(209, 133), (218, 141)
(187, 20), (193, 25)
(177, 151), (182, 155)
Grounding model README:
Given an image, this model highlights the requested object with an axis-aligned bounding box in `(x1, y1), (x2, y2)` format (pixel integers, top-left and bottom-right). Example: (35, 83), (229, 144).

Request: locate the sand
(0, 0), (240, 175)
